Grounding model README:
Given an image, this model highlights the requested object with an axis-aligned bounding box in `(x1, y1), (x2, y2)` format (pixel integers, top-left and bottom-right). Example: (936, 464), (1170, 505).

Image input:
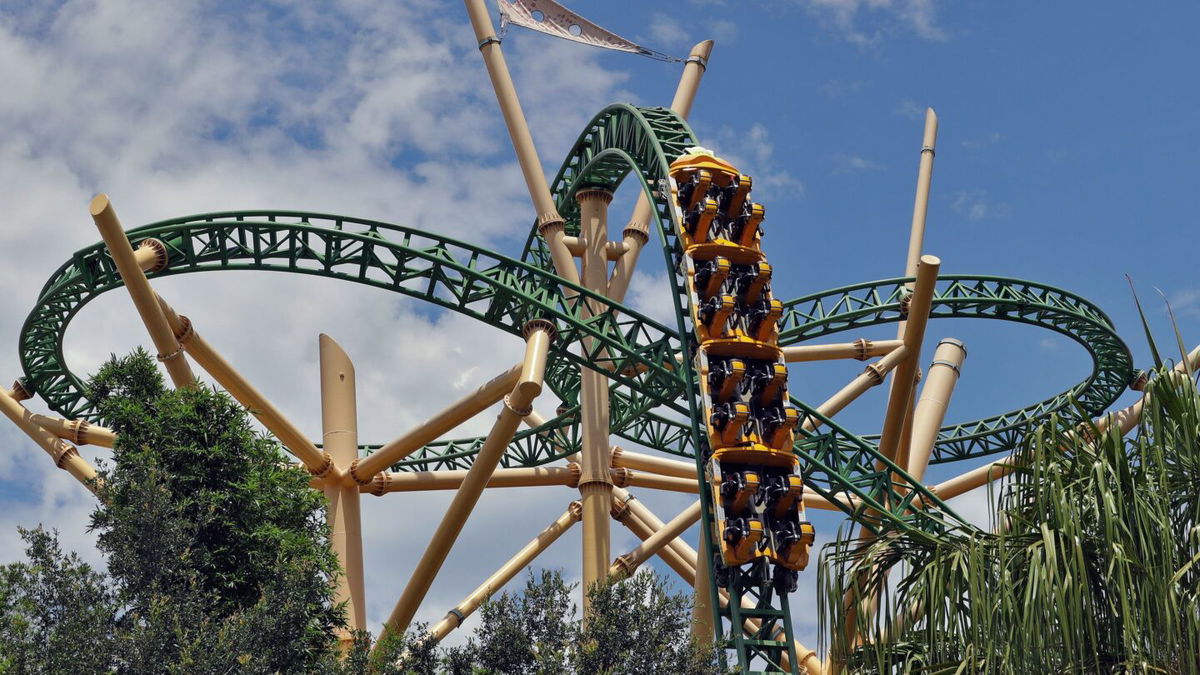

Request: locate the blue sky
(1, 0), (1197, 656)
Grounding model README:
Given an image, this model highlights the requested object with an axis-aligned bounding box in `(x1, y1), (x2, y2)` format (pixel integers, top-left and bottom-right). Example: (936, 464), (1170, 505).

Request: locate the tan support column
(379, 321), (553, 645)
(0, 388), (99, 493)
(904, 110), (939, 284)
(430, 501), (582, 643)
(609, 500), (701, 579)
(319, 335), (366, 642)
(608, 40), (714, 303)
(610, 446), (695, 479)
(30, 414), (116, 448)
(782, 339), (904, 363)
(131, 238), (169, 274)
(348, 363), (522, 485)
(692, 536), (716, 644)
(610, 493), (697, 584)
(802, 345), (910, 433)
(90, 195), (194, 389)
(462, 0), (578, 286)
(154, 295), (335, 478)
(876, 255), (940, 464)
(576, 188), (616, 609)
(364, 466), (577, 494)
(903, 339), (966, 481)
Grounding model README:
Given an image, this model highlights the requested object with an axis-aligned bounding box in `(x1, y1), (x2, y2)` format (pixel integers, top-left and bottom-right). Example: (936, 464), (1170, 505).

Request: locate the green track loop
(13, 101), (1136, 673)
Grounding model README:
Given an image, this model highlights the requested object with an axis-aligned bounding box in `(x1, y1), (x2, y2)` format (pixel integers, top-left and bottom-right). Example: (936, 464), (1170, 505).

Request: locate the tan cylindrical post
(613, 488), (700, 575)
(154, 295), (335, 478)
(90, 195), (194, 389)
(610, 446), (695, 479)
(364, 466), (576, 494)
(611, 494), (697, 584)
(0, 389), (99, 493)
(904, 339), (966, 481)
(29, 414), (116, 448)
(802, 345), (910, 433)
(608, 40), (713, 303)
(782, 339), (904, 363)
(131, 238), (169, 273)
(904, 109), (939, 282)
(430, 501), (582, 642)
(348, 363), (523, 485)
(621, 470), (701, 494)
(379, 321), (553, 644)
(876, 255), (940, 463)
(609, 500), (701, 579)
(462, 0), (578, 286)
(576, 188), (616, 610)
(692, 535), (716, 644)
(319, 335), (366, 641)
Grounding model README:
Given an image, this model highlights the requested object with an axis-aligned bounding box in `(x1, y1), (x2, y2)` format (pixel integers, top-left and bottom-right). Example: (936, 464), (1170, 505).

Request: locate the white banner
(497, 0), (679, 61)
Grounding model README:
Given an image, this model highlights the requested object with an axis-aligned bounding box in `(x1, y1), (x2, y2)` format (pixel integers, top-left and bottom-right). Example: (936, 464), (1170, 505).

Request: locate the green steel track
(16, 102), (1134, 672)
(17, 104), (1134, 525)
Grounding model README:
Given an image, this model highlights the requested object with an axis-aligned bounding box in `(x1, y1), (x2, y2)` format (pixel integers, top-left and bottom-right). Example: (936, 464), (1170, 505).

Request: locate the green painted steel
(14, 101), (1135, 674)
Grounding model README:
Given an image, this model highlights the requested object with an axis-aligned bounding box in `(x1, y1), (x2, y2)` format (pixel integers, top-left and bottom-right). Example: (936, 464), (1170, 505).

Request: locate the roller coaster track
(16, 102), (1134, 673)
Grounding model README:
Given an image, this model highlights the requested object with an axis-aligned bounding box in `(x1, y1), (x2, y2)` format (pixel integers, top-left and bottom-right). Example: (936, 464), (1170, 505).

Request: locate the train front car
(669, 148), (815, 597)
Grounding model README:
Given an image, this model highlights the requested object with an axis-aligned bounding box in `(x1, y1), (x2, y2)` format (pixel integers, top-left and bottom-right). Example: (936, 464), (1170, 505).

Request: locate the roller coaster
(0, 3), (1166, 674)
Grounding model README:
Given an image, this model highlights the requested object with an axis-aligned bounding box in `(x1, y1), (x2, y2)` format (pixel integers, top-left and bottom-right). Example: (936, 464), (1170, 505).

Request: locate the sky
(2, 0), (1199, 656)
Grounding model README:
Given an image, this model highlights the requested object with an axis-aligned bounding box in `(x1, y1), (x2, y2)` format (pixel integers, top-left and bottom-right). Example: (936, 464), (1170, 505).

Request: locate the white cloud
(832, 153), (885, 174)
(0, 0), (641, 642)
(952, 189), (1011, 222)
(648, 13), (691, 49)
(704, 123), (805, 199)
(961, 131), (1002, 150)
(798, 0), (948, 44)
(895, 98), (925, 120)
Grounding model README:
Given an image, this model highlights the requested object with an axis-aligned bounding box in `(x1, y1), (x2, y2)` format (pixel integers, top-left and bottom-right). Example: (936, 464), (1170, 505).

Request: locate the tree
(820, 365), (1200, 673)
(458, 569), (719, 675)
(0, 527), (117, 674)
(0, 349), (348, 673)
(85, 349), (345, 672)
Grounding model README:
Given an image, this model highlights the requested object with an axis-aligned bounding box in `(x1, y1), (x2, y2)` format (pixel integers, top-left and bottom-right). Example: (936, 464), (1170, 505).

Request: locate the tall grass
(819, 368), (1200, 673)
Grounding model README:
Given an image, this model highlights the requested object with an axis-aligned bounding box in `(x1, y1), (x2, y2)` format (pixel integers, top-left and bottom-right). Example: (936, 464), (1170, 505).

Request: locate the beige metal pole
(30, 414), (116, 448)
(430, 501), (582, 642)
(904, 339), (966, 481)
(621, 470), (702, 494)
(0, 389), (99, 493)
(462, 0), (578, 286)
(378, 321), (553, 644)
(610, 446), (695, 479)
(576, 188), (616, 610)
(611, 494), (698, 584)
(608, 40), (714, 303)
(348, 363), (523, 485)
(876, 255), (940, 463)
(364, 466), (576, 494)
(131, 238), (169, 273)
(154, 295), (335, 478)
(691, 534), (716, 644)
(802, 345), (910, 433)
(782, 339), (904, 363)
(90, 195), (194, 389)
(609, 500), (701, 579)
(904, 109), (939, 282)
(319, 335), (366, 641)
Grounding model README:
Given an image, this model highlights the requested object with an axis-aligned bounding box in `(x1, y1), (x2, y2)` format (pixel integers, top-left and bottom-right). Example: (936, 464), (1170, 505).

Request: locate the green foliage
(820, 367), (1200, 673)
(0, 527), (117, 674)
(86, 349), (344, 671)
(450, 570), (718, 675)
